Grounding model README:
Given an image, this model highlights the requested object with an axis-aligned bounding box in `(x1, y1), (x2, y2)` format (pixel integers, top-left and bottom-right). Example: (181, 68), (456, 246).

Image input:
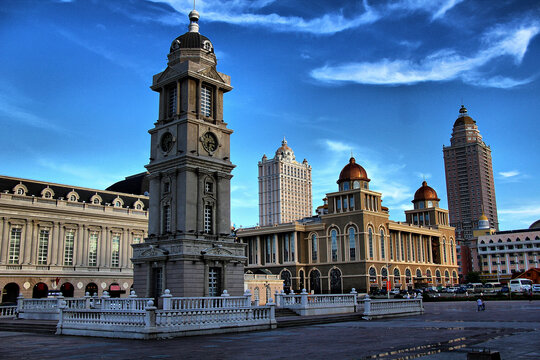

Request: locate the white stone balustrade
(56, 290), (277, 339)
(0, 305), (17, 318)
(275, 289), (358, 316)
(360, 296), (424, 320)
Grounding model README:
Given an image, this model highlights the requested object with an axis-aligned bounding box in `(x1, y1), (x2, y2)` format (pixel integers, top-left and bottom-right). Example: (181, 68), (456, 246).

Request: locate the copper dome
(413, 181), (440, 202)
(338, 157), (370, 183)
(453, 105), (476, 127)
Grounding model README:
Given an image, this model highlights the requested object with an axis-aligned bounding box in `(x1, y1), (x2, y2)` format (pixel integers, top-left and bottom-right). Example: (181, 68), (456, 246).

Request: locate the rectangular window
(201, 85), (212, 117)
(283, 234), (289, 262)
(272, 236), (276, 263)
(64, 230), (75, 266)
(380, 232), (385, 260)
(290, 234), (295, 261)
(88, 232), (98, 267)
(331, 231), (338, 262)
(167, 85), (177, 118)
(400, 234), (405, 261)
(163, 205), (171, 233)
(389, 234), (394, 260)
(265, 236), (271, 263)
(111, 234), (120, 268)
(8, 227), (22, 264)
(204, 205), (212, 234)
(133, 237), (141, 244)
(350, 197), (354, 209)
(208, 267), (221, 296)
(38, 229), (49, 265)
(336, 198), (341, 211)
(311, 235), (318, 262)
(343, 197), (348, 209)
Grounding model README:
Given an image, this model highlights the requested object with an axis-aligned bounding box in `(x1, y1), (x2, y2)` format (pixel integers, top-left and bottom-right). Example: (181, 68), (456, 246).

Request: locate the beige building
(0, 174), (148, 303)
(259, 138), (312, 225)
(477, 223), (540, 281)
(238, 157), (459, 294)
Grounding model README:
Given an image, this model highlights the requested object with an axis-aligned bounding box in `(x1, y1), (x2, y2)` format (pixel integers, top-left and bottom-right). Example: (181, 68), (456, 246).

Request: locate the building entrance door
(208, 267), (221, 296)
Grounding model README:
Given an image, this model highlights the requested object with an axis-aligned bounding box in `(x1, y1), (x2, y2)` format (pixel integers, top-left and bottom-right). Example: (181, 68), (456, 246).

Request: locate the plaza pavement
(0, 300), (538, 359)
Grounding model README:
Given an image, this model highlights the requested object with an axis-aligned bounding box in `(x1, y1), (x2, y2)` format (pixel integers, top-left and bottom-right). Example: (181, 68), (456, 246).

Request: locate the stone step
(276, 312), (364, 327)
(275, 308), (299, 317)
(0, 319), (57, 334)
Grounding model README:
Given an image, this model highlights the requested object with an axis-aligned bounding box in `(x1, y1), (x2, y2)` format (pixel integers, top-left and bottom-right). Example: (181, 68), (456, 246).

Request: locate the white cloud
(142, 0), (462, 35)
(310, 22), (540, 88)
(499, 170), (520, 178)
(499, 205), (540, 216)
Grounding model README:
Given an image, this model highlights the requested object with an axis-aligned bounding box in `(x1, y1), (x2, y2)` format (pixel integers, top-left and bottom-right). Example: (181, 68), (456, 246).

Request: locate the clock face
(201, 132), (218, 153)
(160, 132), (174, 153)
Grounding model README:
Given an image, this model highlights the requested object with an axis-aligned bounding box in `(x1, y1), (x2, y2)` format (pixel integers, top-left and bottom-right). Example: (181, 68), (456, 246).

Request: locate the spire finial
(188, 3), (200, 33)
(282, 136), (287, 145)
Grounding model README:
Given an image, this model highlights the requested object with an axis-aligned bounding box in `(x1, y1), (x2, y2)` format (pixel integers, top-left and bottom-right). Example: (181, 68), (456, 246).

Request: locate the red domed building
(238, 157), (458, 294)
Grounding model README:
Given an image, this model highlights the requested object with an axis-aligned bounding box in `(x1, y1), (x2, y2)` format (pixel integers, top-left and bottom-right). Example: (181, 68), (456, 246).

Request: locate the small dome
(453, 105), (476, 127)
(530, 219), (540, 229)
(275, 138), (295, 160)
(169, 11), (214, 53)
(338, 157), (369, 184)
(413, 181), (440, 202)
(478, 213), (490, 230)
(479, 213), (488, 221)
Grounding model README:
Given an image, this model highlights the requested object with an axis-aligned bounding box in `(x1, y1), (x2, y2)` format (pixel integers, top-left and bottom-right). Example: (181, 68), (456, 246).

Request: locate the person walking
(477, 298), (485, 311)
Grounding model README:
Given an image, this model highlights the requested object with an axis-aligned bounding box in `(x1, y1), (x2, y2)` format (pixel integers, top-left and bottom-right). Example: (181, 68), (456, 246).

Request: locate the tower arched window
(331, 229), (338, 262)
(311, 234), (318, 262)
(380, 229), (385, 260)
(368, 228), (374, 259)
(450, 240), (454, 264)
(201, 85), (212, 117)
(443, 240), (447, 263)
(349, 227), (356, 261)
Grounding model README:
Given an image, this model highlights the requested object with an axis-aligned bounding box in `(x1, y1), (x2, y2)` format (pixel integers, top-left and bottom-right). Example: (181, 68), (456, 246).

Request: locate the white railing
(163, 289), (251, 310)
(19, 298), (59, 312)
(0, 306), (17, 318)
(56, 289), (277, 339)
(276, 290), (357, 309)
(360, 296), (424, 319)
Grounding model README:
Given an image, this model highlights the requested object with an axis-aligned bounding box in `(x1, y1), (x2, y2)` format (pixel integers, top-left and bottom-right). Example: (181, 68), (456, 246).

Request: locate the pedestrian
(477, 298), (485, 311)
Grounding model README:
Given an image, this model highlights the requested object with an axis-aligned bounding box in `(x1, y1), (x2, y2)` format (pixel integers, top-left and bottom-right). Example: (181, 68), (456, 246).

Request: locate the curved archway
(330, 268), (342, 294)
(2, 282), (19, 304)
(32, 282), (48, 298)
(309, 269), (321, 294)
(426, 269), (432, 283)
(416, 269), (422, 279)
(60, 282), (74, 297)
(444, 270), (450, 284)
(85, 283), (98, 296)
(435, 270), (442, 284)
(280, 269), (292, 294)
(298, 269), (305, 290)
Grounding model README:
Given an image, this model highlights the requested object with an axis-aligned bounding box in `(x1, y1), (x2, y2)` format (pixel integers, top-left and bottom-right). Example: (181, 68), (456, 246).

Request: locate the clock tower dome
(132, 10), (246, 298)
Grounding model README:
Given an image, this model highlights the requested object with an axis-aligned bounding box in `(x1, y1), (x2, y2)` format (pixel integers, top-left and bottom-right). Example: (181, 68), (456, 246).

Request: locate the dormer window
(90, 194), (102, 205)
(112, 196), (124, 208)
(17, 188), (24, 195)
(134, 199), (145, 211)
(201, 85), (212, 117)
(14, 184), (27, 195)
(70, 195), (77, 201)
(66, 190), (79, 202)
(93, 198), (100, 204)
(44, 192), (52, 198)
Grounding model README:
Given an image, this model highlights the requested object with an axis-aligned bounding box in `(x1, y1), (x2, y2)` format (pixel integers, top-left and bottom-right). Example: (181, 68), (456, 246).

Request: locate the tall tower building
(443, 105), (498, 242)
(258, 139), (312, 226)
(132, 10), (246, 298)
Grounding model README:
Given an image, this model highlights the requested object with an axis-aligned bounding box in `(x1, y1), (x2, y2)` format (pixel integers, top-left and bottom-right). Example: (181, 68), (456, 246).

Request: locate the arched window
(330, 268), (342, 294)
(426, 269), (432, 280)
(381, 267), (388, 280)
(331, 229), (338, 262)
(452, 271), (458, 283)
(299, 270), (305, 290)
(85, 283), (98, 296)
(310, 269), (321, 294)
(348, 227), (356, 261)
(405, 269), (412, 283)
(369, 267), (377, 282)
(436, 270), (441, 283)
(368, 228), (374, 258)
(280, 270), (292, 294)
(254, 287), (260, 300)
(380, 229), (385, 260)
(416, 269), (422, 278)
(444, 270), (450, 283)
(450, 240), (454, 264)
(311, 234), (318, 262)
(393, 268), (400, 284)
(443, 240), (447, 263)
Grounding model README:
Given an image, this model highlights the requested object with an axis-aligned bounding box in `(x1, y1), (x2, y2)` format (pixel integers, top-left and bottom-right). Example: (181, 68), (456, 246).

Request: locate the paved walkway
(0, 300), (538, 359)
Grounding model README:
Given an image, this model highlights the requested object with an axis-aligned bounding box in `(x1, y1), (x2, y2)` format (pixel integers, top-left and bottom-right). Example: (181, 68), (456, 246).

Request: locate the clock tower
(132, 10), (246, 298)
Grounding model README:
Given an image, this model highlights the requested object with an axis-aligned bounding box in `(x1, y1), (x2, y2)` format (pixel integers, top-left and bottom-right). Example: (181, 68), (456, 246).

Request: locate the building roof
(169, 10), (214, 54)
(106, 172), (149, 195)
(0, 174), (148, 208)
(413, 181), (440, 202)
(274, 138), (295, 160)
(338, 157), (369, 184)
(530, 219), (540, 229)
(453, 105), (477, 127)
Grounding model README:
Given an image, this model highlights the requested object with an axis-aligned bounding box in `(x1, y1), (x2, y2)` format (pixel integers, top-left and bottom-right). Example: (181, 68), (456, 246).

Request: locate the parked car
(509, 279), (533, 293)
(532, 284), (540, 294)
(389, 288), (400, 295)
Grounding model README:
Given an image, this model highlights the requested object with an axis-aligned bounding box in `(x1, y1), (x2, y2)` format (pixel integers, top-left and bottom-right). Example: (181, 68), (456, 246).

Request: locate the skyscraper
(443, 105), (499, 242)
(258, 139), (312, 226)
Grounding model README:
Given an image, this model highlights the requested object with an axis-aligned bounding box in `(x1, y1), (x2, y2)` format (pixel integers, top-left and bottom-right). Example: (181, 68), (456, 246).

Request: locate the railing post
(161, 289), (172, 310)
(221, 289), (230, 308)
(275, 290), (281, 308)
(417, 294), (424, 313)
(16, 293), (24, 315)
(144, 300), (157, 331)
(254, 297), (260, 307)
(350, 288), (358, 311)
(129, 290), (137, 310)
(102, 291), (110, 309)
(84, 292), (92, 309)
(56, 299), (67, 335)
(300, 288), (308, 308)
(56, 295), (65, 312)
(244, 289), (252, 307)
(363, 294), (371, 317)
(267, 297), (276, 328)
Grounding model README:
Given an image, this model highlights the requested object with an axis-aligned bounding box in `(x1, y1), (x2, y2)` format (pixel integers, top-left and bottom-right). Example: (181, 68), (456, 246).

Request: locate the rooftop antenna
(350, 150), (354, 158)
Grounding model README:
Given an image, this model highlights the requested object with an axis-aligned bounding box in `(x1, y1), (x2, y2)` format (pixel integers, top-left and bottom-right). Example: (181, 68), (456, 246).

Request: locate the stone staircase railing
(0, 305), (17, 318)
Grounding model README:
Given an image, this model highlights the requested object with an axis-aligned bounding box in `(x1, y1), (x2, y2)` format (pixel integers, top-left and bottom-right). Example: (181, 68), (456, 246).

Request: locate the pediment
(140, 246), (169, 258)
(204, 246), (233, 256)
(156, 67), (181, 84)
(199, 66), (225, 83)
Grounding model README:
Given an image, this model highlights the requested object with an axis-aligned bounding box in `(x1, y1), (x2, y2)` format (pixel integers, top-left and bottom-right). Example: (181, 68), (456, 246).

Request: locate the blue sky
(1, 0), (539, 230)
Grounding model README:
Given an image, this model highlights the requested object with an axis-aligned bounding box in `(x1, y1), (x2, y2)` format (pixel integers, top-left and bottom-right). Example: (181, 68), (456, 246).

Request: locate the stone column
(21, 220), (31, 264)
(0, 217), (5, 264)
(74, 225), (82, 266)
(292, 232), (297, 263)
(29, 220), (39, 265)
(57, 224), (65, 266)
(505, 253), (510, 274)
(428, 237), (433, 263)
(80, 226), (88, 266)
(50, 222), (60, 266)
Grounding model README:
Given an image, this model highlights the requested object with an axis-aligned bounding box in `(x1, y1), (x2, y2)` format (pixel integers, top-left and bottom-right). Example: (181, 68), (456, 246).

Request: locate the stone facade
(132, 10), (246, 299)
(0, 175), (148, 303)
(258, 139), (312, 225)
(238, 158), (459, 294)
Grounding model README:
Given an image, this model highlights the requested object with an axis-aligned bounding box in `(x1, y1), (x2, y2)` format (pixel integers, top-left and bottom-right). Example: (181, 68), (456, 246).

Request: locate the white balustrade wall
(0, 305), (17, 318)
(360, 296), (424, 319)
